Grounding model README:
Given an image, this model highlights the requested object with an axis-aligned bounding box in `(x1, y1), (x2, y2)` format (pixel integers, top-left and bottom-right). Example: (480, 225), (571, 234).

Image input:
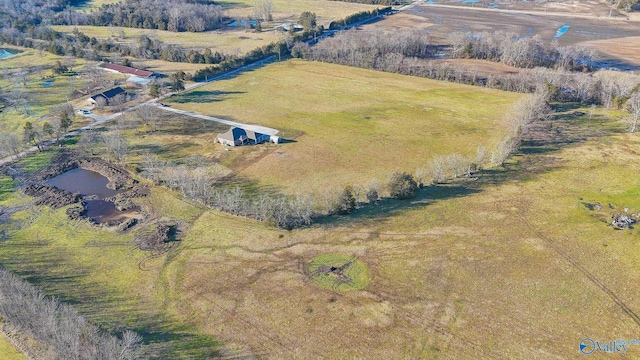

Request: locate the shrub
(387, 172), (418, 199)
(330, 186), (357, 215)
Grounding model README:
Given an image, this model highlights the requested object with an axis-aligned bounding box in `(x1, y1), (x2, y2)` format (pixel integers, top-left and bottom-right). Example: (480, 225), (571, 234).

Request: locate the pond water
(45, 168), (120, 198)
(85, 200), (134, 224)
(554, 25), (570, 39)
(0, 49), (15, 60)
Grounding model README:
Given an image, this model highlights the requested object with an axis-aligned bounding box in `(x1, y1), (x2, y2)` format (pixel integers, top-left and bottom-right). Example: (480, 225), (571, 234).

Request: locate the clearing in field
(165, 59), (523, 194)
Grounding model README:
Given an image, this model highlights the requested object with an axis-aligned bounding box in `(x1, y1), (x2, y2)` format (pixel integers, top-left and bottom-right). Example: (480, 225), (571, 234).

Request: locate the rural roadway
(0, 0), (416, 166)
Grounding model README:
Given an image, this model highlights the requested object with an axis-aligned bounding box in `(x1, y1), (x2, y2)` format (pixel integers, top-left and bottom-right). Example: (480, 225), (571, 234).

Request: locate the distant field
(216, 0), (379, 26)
(365, 5), (640, 46)
(165, 59), (523, 194)
(582, 36), (640, 68)
(0, 47), (95, 135)
(51, 25), (282, 57)
(75, 0), (120, 12)
(429, 0), (624, 18)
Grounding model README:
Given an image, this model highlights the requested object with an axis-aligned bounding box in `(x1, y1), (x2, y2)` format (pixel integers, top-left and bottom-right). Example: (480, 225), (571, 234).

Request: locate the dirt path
(156, 105), (279, 136)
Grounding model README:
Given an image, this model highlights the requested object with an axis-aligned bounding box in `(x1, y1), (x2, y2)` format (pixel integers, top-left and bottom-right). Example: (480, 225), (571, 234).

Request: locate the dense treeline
(449, 31), (596, 70)
(293, 28), (638, 107)
(329, 0), (401, 4)
(0, 25), (230, 64)
(0, 266), (141, 359)
(328, 7), (392, 29)
(294, 28), (434, 64)
(78, 0), (225, 32)
(193, 41), (288, 81)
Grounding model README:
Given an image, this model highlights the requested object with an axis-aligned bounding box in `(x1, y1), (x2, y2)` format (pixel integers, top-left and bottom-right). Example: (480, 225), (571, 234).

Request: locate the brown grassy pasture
(427, 0), (624, 18)
(365, 5), (640, 46)
(216, 0), (379, 27)
(582, 36), (640, 67)
(152, 104), (640, 358)
(164, 59), (523, 194)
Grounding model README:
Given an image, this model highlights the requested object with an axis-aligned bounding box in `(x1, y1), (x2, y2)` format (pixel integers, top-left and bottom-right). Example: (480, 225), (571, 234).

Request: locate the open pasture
(0, 47), (97, 135)
(216, 0), (379, 27)
(427, 0), (624, 18)
(144, 104), (640, 358)
(366, 5), (640, 46)
(165, 59), (522, 194)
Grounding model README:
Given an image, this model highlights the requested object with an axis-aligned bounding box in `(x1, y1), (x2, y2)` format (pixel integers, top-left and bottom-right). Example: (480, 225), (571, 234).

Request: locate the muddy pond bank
(24, 150), (148, 228)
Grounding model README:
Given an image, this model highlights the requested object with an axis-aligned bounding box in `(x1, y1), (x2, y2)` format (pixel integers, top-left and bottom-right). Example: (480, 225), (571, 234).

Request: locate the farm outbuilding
(87, 87), (127, 106)
(126, 75), (153, 88)
(99, 63), (159, 78)
(217, 127), (271, 146)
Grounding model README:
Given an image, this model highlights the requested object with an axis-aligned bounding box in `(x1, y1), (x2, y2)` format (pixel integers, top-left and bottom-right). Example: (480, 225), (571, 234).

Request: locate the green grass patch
(0, 176), (16, 203)
(307, 253), (370, 291)
(14, 149), (60, 173)
(166, 59), (523, 193)
(0, 330), (27, 360)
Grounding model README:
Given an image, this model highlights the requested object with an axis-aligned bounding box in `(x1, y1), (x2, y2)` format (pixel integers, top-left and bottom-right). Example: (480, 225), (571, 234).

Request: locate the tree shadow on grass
(171, 90), (245, 104)
(317, 103), (624, 228)
(0, 237), (224, 359)
(314, 184), (480, 228)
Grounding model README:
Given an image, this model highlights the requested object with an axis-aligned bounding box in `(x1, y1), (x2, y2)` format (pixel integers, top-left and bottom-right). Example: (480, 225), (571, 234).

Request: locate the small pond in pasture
(45, 168), (136, 224)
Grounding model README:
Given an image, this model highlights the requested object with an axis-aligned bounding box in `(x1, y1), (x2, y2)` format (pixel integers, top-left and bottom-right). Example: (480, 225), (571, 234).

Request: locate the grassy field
(365, 5), (640, 46)
(216, 0), (379, 27)
(0, 46), (121, 138)
(0, 331), (27, 360)
(165, 59), (523, 194)
(51, 25), (282, 57)
(141, 104), (640, 358)
(1, 89), (640, 358)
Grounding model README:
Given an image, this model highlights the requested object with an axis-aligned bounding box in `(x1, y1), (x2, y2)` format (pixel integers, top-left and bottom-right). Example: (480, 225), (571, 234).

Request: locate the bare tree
(253, 0), (274, 21)
(625, 92), (640, 133)
(134, 104), (159, 132)
(0, 133), (21, 160)
(102, 130), (128, 165)
(428, 156), (448, 184)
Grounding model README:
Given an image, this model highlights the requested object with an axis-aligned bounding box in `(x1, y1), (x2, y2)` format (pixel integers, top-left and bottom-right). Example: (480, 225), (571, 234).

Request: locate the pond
(0, 49), (15, 60)
(46, 168), (120, 198)
(85, 200), (136, 224)
(554, 25), (570, 39)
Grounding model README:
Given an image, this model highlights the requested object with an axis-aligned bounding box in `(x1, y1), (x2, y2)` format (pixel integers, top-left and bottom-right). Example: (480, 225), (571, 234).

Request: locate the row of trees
(448, 31), (597, 70)
(0, 266), (141, 359)
(294, 28), (434, 63)
(0, 25), (232, 65)
(328, 7), (393, 30)
(294, 28), (640, 108)
(57, 0), (226, 32)
(295, 28), (595, 72)
(139, 153), (313, 229)
(329, 0), (401, 4)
